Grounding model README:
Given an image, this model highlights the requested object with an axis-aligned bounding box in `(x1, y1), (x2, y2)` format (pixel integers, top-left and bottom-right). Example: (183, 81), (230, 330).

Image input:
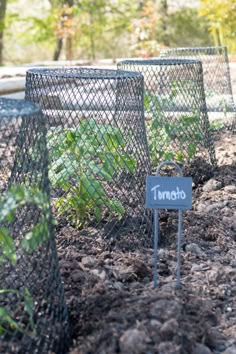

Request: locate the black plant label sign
(146, 176), (192, 210)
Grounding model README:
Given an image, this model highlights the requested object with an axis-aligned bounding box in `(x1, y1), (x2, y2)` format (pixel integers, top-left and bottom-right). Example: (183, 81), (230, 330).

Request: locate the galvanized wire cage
(25, 68), (152, 241)
(0, 98), (69, 353)
(118, 59), (216, 181)
(160, 46), (236, 131)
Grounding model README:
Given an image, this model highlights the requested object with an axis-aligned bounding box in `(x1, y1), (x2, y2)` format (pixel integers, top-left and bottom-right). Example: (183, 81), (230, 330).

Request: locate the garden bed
(54, 130), (236, 354)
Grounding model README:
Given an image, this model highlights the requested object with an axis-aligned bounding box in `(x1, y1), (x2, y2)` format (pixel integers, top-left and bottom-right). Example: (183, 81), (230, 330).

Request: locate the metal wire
(0, 98), (70, 353)
(160, 46), (236, 132)
(118, 58), (217, 175)
(25, 68), (152, 243)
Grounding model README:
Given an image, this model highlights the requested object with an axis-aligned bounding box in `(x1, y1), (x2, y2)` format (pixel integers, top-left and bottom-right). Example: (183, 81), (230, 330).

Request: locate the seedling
(0, 184), (50, 336)
(144, 86), (204, 167)
(47, 118), (136, 228)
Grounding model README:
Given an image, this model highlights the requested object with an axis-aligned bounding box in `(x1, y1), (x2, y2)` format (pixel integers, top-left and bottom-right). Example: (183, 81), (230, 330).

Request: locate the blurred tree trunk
(65, 0), (73, 60)
(0, 0), (7, 66)
(159, 0), (169, 46)
(53, 38), (63, 60)
(89, 10), (95, 61)
(65, 36), (73, 60)
(52, 0), (74, 61)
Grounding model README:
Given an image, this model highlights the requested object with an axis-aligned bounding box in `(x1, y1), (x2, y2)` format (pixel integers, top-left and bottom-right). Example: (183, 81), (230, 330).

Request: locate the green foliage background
(1, 0), (235, 65)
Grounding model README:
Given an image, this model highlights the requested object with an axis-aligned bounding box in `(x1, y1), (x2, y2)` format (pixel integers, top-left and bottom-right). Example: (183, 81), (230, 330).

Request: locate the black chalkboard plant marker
(146, 161), (192, 289)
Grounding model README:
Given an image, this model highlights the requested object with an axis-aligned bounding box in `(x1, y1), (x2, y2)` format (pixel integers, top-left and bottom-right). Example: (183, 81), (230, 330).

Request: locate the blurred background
(0, 0), (235, 66)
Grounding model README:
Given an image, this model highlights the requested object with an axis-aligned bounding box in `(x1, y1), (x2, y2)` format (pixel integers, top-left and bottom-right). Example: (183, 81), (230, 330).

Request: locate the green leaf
(109, 199), (125, 216)
(144, 94), (151, 110)
(176, 151), (184, 162)
(122, 156), (137, 173)
(0, 289), (18, 295)
(0, 307), (23, 333)
(23, 288), (34, 318)
(180, 115), (198, 126)
(164, 152), (175, 161)
(21, 219), (49, 254)
(81, 177), (105, 200)
(102, 153), (117, 176)
(187, 143), (197, 160)
(104, 131), (125, 150)
(193, 132), (203, 141)
(151, 118), (159, 129)
(116, 154), (136, 173)
(94, 207), (102, 221)
(0, 227), (17, 266)
(23, 288), (35, 334)
(87, 161), (113, 181)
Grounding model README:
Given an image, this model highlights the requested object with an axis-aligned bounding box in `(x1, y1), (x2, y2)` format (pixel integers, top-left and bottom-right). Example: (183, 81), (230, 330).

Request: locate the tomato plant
(48, 119), (136, 228)
(0, 184), (50, 336)
(144, 84), (204, 166)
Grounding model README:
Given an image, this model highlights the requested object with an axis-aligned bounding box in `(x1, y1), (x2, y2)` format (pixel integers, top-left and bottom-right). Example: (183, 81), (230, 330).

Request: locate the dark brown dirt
(56, 130), (236, 354)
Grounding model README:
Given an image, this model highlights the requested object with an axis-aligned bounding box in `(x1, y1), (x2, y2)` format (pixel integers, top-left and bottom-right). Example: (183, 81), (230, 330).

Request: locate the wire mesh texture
(0, 98), (70, 353)
(118, 59), (217, 182)
(160, 46), (236, 131)
(25, 68), (152, 241)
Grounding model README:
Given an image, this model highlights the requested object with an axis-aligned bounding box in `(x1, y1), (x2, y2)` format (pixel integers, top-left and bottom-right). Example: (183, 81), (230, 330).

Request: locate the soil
(55, 130), (236, 354)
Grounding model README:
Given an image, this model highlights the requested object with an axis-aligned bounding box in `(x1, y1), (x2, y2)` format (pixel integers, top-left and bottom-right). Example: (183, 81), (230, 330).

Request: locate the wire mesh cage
(0, 98), (70, 353)
(118, 59), (217, 183)
(25, 68), (152, 242)
(160, 46), (236, 131)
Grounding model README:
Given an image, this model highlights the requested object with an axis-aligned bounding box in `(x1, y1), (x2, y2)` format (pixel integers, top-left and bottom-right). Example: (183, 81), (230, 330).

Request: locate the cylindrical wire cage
(25, 68), (152, 243)
(0, 98), (70, 353)
(160, 46), (236, 131)
(118, 58), (217, 183)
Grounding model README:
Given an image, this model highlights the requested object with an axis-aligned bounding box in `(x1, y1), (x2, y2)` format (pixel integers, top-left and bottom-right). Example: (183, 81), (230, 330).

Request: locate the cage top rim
(26, 67), (143, 80)
(118, 58), (202, 66)
(0, 98), (41, 119)
(160, 45), (227, 53)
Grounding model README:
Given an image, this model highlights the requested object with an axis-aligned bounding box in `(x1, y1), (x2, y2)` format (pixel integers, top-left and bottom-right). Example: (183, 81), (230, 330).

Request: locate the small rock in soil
(71, 270), (86, 283)
(157, 341), (181, 354)
(152, 299), (181, 322)
(158, 248), (168, 260)
(150, 319), (162, 329)
(206, 267), (224, 284)
(197, 200), (228, 213)
(81, 255), (97, 268)
(119, 328), (149, 354)
(224, 185), (236, 193)
(192, 343), (213, 354)
(160, 318), (179, 340)
(90, 269), (106, 281)
(221, 346), (236, 354)
(186, 243), (204, 256)
(191, 264), (205, 272)
(202, 179), (222, 192)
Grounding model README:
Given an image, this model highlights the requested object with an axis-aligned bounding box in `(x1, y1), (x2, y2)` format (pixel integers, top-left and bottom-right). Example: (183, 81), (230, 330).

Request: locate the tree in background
(94, 0), (137, 60)
(52, 3), (77, 60)
(165, 7), (213, 48)
(157, 0), (169, 47)
(70, 0), (137, 61)
(3, 0), (234, 65)
(73, 0), (109, 61)
(8, 0), (136, 62)
(130, 0), (159, 57)
(0, 0), (7, 65)
(130, 0), (213, 58)
(199, 0), (236, 52)
(45, 0), (137, 61)
(21, 0), (76, 61)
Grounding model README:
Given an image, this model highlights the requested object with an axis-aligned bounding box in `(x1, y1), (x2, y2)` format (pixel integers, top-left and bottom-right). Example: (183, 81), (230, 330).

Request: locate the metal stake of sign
(152, 161), (187, 289)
